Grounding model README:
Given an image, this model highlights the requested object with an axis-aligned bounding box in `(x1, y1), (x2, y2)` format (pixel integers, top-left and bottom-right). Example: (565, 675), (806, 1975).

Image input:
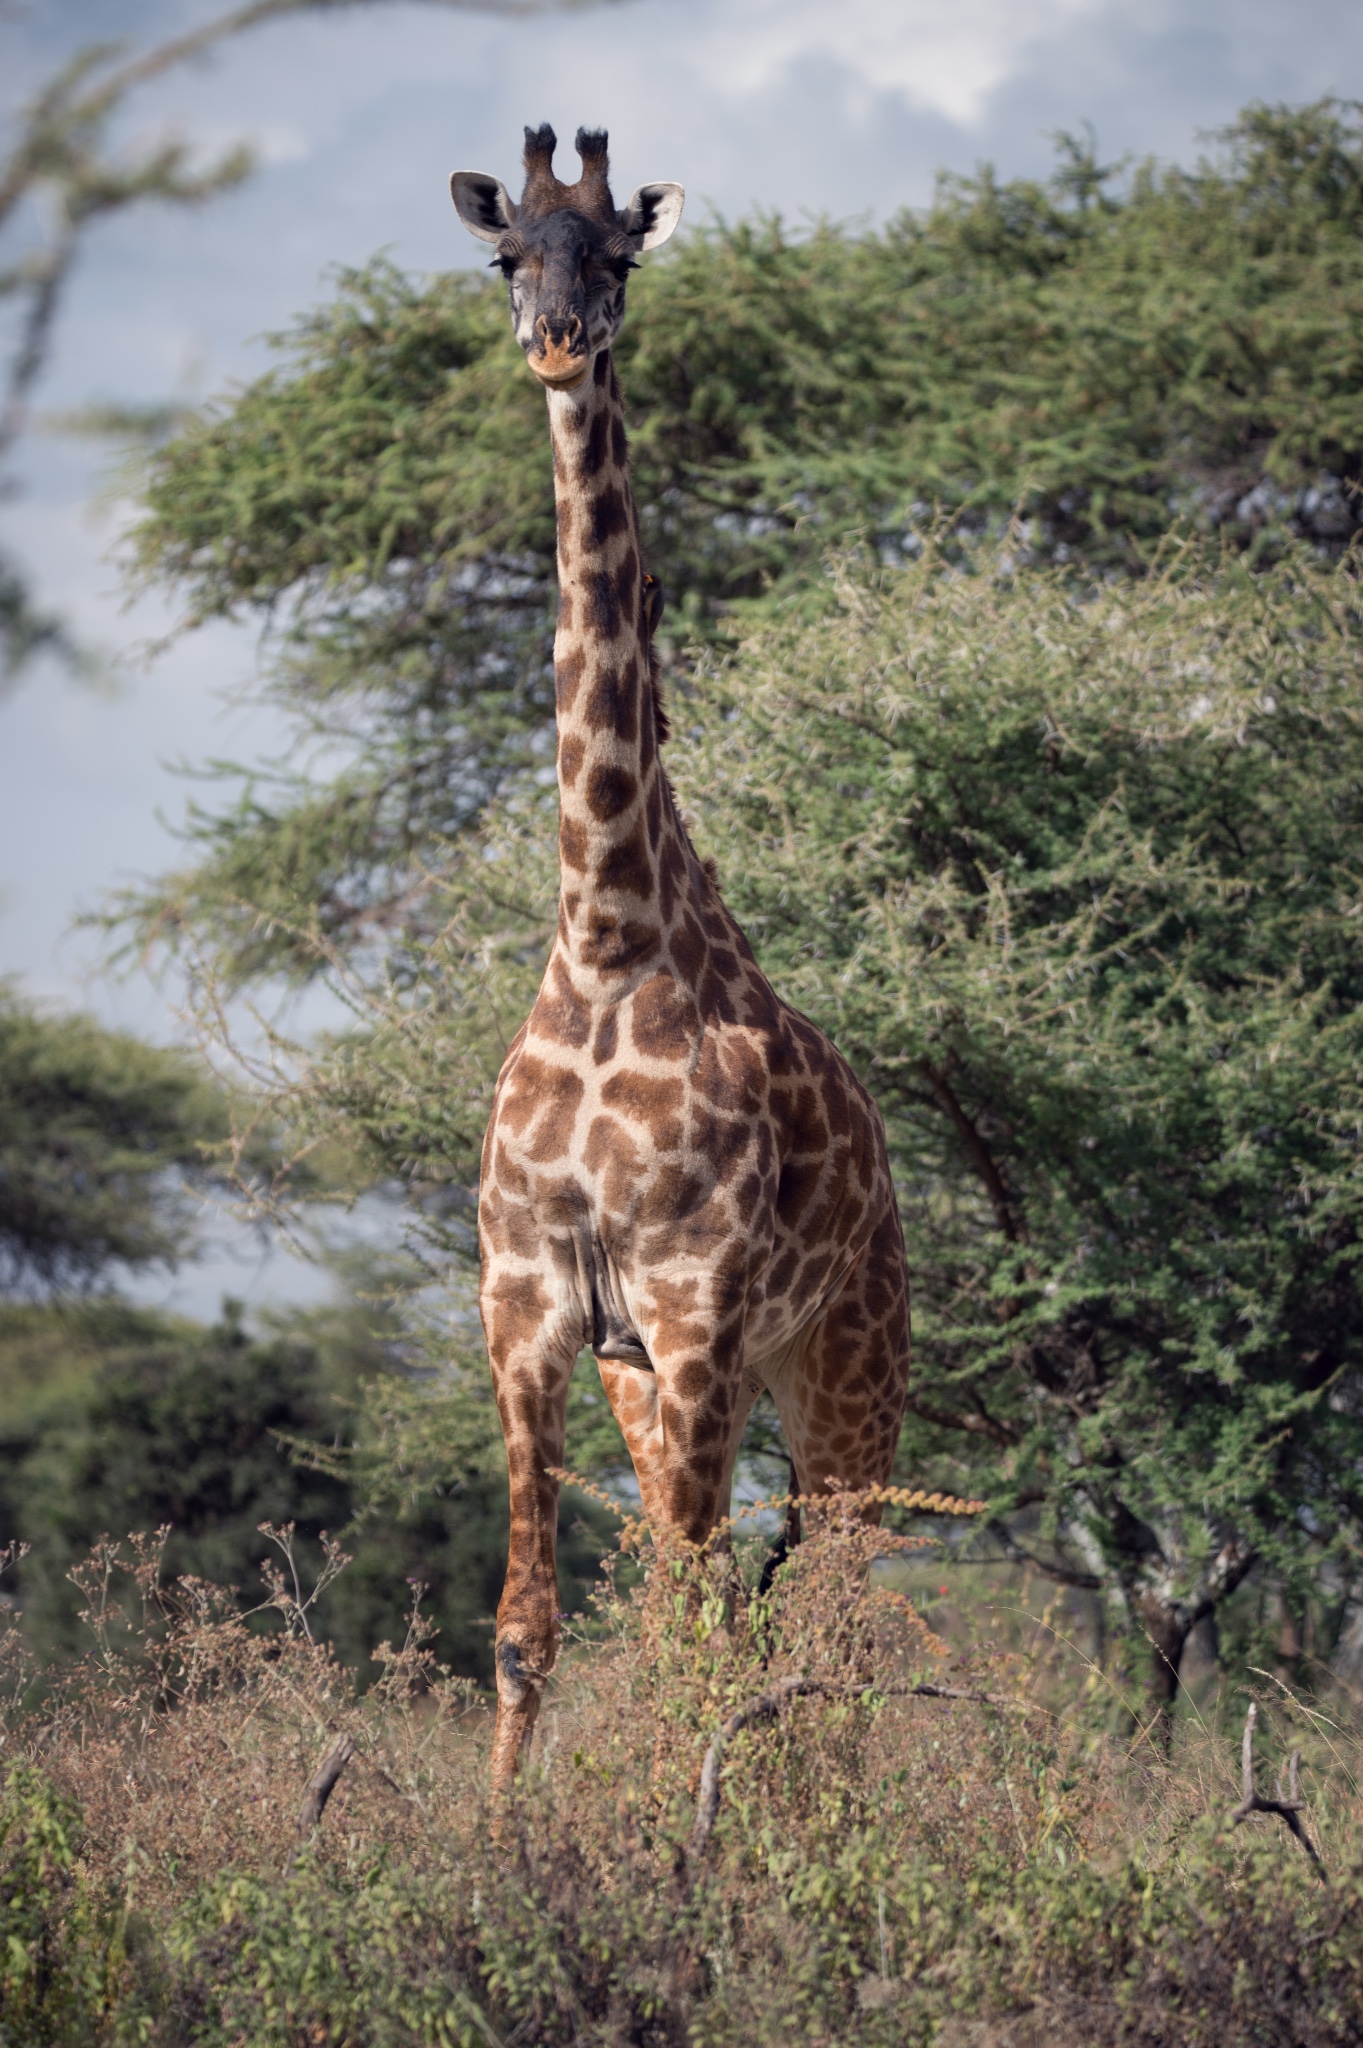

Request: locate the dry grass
(0, 1496), (1360, 2046)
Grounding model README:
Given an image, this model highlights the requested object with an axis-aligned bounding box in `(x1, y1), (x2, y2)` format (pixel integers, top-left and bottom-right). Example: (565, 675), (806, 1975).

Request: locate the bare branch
(249, 1520), (352, 1640)
(978, 1518), (1102, 1590)
(295, 1731), (356, 1843)
(1193, 1537), (1258, 1613)
(39, 0), (635, 128)
(0, 225), (77, 461)
(906, 1394), (1021, 1448)
(689, 1674), (1031, 1857)
(1230, 1702), (1327, 1882)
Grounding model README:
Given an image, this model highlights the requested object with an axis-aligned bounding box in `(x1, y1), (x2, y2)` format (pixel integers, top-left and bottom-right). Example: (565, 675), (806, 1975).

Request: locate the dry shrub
(5, 1525), (482, 1914)
(0, 1497), (1360, 2047)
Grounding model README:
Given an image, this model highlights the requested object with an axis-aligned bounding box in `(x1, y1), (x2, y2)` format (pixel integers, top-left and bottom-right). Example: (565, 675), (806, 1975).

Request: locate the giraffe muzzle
(529, 316), (589, 389)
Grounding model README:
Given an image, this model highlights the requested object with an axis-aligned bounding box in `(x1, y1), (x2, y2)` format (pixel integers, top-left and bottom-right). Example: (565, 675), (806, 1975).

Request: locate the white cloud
(682, 0), (1108, 126)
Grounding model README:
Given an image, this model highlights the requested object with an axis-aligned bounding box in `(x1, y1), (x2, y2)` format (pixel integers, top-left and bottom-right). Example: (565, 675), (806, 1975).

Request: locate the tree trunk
(1333, 1599), (1363, 1698)
(1138, 1592), (1188, 1750)
(1181, 1608), (1219, 1688)
(1276, 1590), (1304, 1669)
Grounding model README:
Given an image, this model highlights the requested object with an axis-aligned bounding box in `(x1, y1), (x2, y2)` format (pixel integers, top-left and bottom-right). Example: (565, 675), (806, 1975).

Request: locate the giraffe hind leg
(594, 1343), (760, 1548)
(769, 1203), (911, 1513)
(756, 1458), (802, 1596)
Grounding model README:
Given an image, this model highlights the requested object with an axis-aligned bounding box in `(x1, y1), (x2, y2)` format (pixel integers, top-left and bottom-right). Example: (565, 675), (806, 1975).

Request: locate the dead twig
(1230, 1702), (1327, 1882)
(689, 1674), (1028, 1857)
(294, 1731), (356, 1850)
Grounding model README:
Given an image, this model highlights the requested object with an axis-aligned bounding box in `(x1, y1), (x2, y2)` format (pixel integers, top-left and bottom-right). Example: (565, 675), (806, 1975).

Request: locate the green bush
(0, 1765), (115, 2047)
(0, 984), (228, 1296)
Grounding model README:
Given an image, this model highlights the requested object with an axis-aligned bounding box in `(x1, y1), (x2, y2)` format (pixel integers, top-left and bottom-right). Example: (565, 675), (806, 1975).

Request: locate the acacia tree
(118, 104), (1363, 978)
(687, 548), (1363, 1726)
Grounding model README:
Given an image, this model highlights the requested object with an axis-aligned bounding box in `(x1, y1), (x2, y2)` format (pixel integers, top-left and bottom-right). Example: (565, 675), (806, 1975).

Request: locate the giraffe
(451, 125), (911, 1786)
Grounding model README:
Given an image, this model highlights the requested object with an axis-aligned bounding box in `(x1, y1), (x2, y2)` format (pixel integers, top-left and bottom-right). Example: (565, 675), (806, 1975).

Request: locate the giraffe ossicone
(451, 124), (912, 1787)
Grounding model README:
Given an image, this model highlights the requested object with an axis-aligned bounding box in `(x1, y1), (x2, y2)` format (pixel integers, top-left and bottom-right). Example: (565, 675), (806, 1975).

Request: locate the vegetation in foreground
(0, 1502), (1359, 2048)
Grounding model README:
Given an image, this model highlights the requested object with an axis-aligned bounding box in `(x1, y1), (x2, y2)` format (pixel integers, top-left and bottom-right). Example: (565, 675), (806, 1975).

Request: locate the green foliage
(685, 543), (1363, 1650)
(0, 984), (229, 1296)
(3, 1301), (355, 1667)
(121, 102), (1363, 987)
(171, 1863), (500, 2048)
(0, 1765), (115, 2047)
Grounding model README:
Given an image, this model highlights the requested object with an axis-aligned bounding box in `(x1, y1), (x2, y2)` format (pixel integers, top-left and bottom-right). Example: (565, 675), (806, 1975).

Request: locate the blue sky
(2, 0), (1360, 1309)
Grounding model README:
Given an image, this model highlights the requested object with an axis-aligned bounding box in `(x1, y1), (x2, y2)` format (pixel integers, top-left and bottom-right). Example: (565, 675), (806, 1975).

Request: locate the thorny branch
(906, 1394), (1022, 1448)
(979, 1517), (1102, 1591)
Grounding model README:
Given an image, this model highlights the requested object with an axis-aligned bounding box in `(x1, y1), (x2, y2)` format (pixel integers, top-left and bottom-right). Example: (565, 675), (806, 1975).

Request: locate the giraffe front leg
(483, 1266), (580, 1788)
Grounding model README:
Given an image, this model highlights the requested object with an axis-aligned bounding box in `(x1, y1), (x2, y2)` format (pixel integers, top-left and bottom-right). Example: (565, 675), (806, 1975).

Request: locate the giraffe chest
(479, 970), (885, 1363)
(486, 996), (772, 1242)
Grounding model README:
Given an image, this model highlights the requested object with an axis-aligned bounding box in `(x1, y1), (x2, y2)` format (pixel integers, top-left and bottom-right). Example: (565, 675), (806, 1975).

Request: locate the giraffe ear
(450, 171), (518, 244)
(619, 182), (684, 252)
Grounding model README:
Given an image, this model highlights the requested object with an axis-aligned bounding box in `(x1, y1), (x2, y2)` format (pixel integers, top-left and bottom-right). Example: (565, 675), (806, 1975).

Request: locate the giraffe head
(451, 125), (683, 389)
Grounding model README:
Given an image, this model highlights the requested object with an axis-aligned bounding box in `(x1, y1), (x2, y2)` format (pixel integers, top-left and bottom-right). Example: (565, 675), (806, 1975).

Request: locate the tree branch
(1230, 1703), (1326, 1882)
(294, 1731), (356, 1847)
(85, 0), (629, 117)
(980, 1518), (1102, 1590)
(919, 1060), (1026, 1245)
(689, 1674), (1030, 1857)
(1190, 1537), (1258, 1619)
(906, 1394), (1022, 1448)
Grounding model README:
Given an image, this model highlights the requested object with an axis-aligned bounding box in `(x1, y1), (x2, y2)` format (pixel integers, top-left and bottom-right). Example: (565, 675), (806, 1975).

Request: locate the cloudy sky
(1, 0), (1360, 1308)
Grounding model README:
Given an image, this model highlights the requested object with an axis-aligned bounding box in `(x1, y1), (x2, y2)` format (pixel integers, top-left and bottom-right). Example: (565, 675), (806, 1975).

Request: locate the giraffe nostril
(533, 312), (582, 353)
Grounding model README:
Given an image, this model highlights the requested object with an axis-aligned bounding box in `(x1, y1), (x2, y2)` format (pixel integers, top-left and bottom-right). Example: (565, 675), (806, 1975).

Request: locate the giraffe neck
(546, 352), (691, 988)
